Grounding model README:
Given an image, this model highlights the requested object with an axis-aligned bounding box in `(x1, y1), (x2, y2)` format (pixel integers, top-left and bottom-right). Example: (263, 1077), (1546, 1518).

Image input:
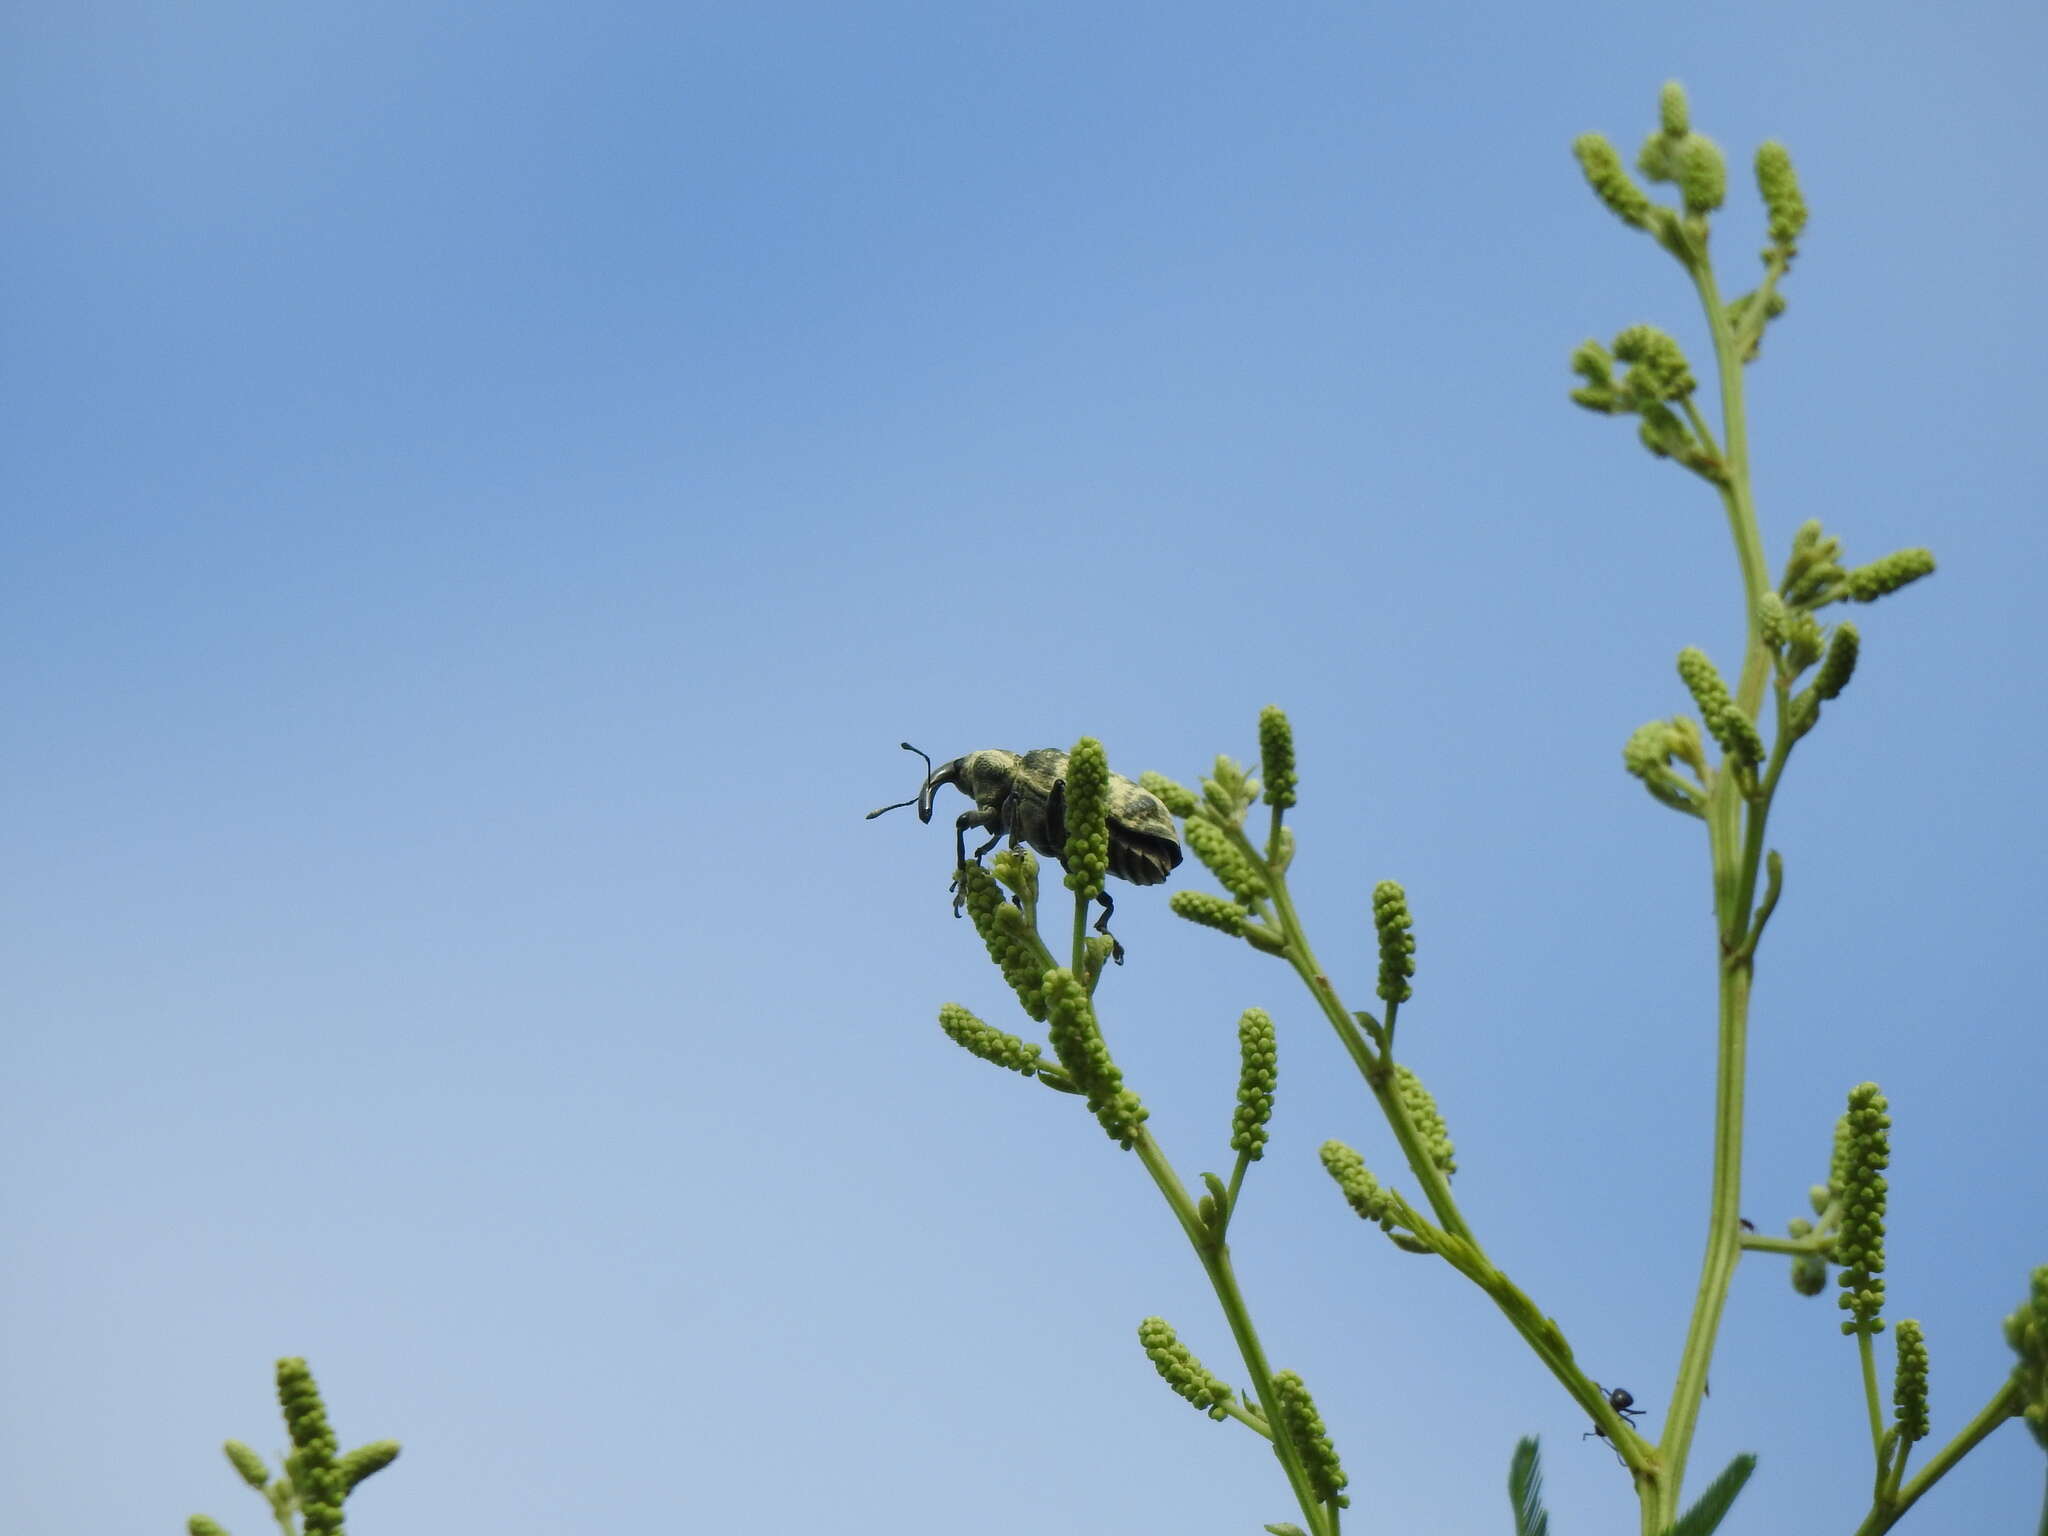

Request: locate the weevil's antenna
(866, 742), (936, 820)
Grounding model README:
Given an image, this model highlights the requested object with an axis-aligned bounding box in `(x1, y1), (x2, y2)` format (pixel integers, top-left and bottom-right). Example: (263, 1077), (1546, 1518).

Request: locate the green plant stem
(1654, 250), (1776, 1532)
(1859, 1333), (1886, 1468)
(1129, 1127), (1334, 1536)
(1849, 1379), (2024, 1536)
(1235, 820), (1660, 1507)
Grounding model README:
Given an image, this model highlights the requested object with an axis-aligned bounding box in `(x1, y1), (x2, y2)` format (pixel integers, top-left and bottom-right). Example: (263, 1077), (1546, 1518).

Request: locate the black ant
(1584, 1385), (1645, 1463)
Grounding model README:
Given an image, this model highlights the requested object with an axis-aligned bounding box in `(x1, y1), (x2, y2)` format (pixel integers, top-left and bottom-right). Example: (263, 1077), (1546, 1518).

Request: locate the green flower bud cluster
(1394, 1064), (1455, 1176)
(188, 1519), (230, 1536)
(2005, 1266), (2048, 1450)
(1573, 134), (1657, 233)
(1138, 1316), (1237, 1420)
(1622, 717), (1708, 817)
(1233, 1009), (1278, 1160)
(1892, 1318), (1931, 1444)
(960, 864), (1050, 1021)
(1044, 968), (1147, 1148)
(1613, 325), (1698, 403)
(277, 1358), (343, 1536)
(938, 1001), (1044, 1077)
(1677, 647), (1765, 768)
(1813, 624), (1859, 702)
(337, 1441), (400, 1495)
(1202, 755), (1262, 826)
(1371, 882), (1415, 1005)
(225, 1440), (269, 1490)
(1139, 770), (1200, 819)
(1755, 141), (1808, 250)
(990, 847), (1038, 906)
(1635, 84), (1725, 218)
(1186, 816), (1267, 903)
(1271, 1370), (1350, 1508)
(1171, 890), (1249, 936)
(1060, 736), (1111, 902)
(1258, 706), (1298, 809)
(1321, 1140), (1399, 1232)
(1845, 548), (1938, 603)
(1835, 1083), (1891, 1337)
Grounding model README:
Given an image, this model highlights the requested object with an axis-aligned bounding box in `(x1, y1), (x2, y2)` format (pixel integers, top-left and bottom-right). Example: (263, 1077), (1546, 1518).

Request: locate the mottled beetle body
(867, 743), (1183, 957)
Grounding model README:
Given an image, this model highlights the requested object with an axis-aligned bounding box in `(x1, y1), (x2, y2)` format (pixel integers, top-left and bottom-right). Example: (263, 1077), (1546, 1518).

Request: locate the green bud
(1892, 1320), (1930, 1444)
(1570, 339), (1619, 411)
(1835, 1083), (1891, 1337)
(1844, 548), (1936, 603)
(1786, 613), (1825, 671)
(1186, 817), (1267, 903)
(1622, 719), (1706, 817)
(1659, 81), (1691, 137)
(1757, 591), (1789, 649)
(1138, 1317), (1236, 1420)
(1044, 968), (1146, 1147)
(1394, 1064), (1455, 1176)
(1755, 141), (1808, 248)
(1370, 882), (1416, 1005)
(188, 1519), (231, 1536)
(1809, 1185), (1832, 1217)
(1202, 755), (1260, 824)
(1258, 706), (1298, 809)
(1272, 1370), (1350, 1508)
(1678, 134), (1728, 216)
(1815, 623), (1859, 702)
(938, 1001), (1044, 1077)
(2004, 1265), (2048, 1450)
(990, 846), (1039, 906)
(1233, 1009), (1278, 1160)
(1139, 770), (1200, 820)
(1574, 133), (1654, 230)
(1613, 324), (1697, 402)
(1061, 737), (1111, 902)
(1677, 648), (1765, 767)
(1792, 1253), (1829, 1297)
(224, 1441), (269, 1491)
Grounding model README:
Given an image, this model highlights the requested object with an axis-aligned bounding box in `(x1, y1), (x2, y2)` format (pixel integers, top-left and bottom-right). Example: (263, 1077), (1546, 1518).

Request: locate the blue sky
(4, 3), (2044, 1533)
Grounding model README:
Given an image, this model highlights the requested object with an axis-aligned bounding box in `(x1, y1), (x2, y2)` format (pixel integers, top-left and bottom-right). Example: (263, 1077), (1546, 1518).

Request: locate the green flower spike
(1844, 548), (1937, 603)
(1569, 339), (1618, 411)
(1258, 706), (1298, 810)
(939, 1002), (1044, 1077)
(1139, 770), (1200, 819)
(1394, 1064), (1455, 1176)
(224, 1441), (269, 1490)
(1171, 889), (1252, 938)
(1202, 755), (1261, 825)
(1659, 80), (1691, 137)
(1757, 590), (1789, 649)
(1574, 133), (1655, 231)
(960, 864), (1050, 1021)
(1677, 133), (1728, 217)
(1186, 816), (1268, 903)
(1892, 1318), (1931, 1444)
(1814, 623), (1860, 703)
(1321, 1140), (1399, 1231)
(1785, 613), (1826, 672)
(1272, 1370), (1350, 1508)
(1061, 737), (1111, 903)
(1372, 881), (1416, 1005)
(1755, 141), (1808, 250)
(188, 1519), (231, 1536)
(1138, 1317), (1237, 1420)
(1233, 1009), (1278, 1160)
(1677, 648), (1766, 768)
(1835, 1083), (1891, 1337)
(1614, 325), (1698, 404)
(276, 1358), (343, 1536)
(337, 1441), (400, 1494)
(2004, 1265), (2048, 1450)
(1044, 967), (1147, 1147)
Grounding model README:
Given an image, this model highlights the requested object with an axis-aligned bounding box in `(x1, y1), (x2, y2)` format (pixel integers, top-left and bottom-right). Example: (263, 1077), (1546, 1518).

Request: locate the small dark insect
(866, 742), (1183, 960)
(1584, 1384), (1645, 1443)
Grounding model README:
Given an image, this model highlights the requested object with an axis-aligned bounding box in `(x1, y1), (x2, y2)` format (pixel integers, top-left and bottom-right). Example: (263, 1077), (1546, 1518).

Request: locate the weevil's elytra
(866, 742), (1184, 961)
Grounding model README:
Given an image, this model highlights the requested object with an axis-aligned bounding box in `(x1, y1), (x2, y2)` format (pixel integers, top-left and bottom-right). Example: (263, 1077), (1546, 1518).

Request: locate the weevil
(866, 742), (1183, 961)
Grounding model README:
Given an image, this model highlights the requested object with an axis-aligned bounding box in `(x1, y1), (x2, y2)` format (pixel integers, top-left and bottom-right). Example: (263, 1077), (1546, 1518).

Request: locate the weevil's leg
(1093, 889), (1124, 965)
(1044, 778), (1067, 853)
(953, 808), (1001, 916)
